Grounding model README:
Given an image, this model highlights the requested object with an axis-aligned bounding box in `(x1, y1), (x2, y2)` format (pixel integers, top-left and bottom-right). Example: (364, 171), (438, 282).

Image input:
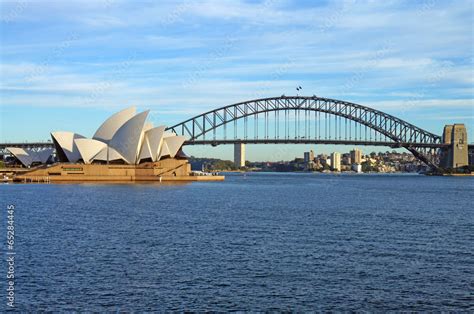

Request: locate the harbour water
(0, 173), (473, 311)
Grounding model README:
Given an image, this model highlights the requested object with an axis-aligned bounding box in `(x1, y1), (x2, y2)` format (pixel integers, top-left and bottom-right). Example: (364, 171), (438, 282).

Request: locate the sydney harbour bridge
(166, 96), (468, 169)
(1, 96), (471, 170)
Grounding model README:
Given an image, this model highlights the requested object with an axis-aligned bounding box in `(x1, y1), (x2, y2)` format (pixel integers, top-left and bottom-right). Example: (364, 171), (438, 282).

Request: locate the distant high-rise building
(304, 152), (310, 163)
(331, 152), (341, 171)
(350, 148), (362, 164)
(304, 150), (315, 163)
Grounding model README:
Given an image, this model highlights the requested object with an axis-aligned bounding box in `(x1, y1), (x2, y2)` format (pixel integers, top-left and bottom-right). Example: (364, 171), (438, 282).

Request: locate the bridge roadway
(0, 140), (457, 152)
(184, 139), (451, 148)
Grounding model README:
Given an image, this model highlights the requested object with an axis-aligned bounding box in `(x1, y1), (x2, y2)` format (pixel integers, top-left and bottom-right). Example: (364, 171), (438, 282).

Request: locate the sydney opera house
(50, 106), (186, 165)
(8, 107), (223, 182)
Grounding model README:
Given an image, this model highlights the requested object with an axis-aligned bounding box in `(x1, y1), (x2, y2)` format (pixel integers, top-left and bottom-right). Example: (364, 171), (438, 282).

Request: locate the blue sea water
(0, 173), (473, 311)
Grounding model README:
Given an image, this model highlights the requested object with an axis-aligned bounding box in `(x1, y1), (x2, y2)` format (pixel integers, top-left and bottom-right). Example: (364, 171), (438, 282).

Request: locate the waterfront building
(342, 153), (351, 165)
(352, 163), (362, 173)
(341, 164), (351, 172)
(304, 150), (315, 163)
(49, 106), (186, 165)
(322, 158), (331, 167)
(304, 152), (310, 163)
(8, 107), (185, 167)
(6, 107), (226, 182)
(331, 152), (341, 171)
(314, 159), (322, 170)
(350, 148), (362, 164)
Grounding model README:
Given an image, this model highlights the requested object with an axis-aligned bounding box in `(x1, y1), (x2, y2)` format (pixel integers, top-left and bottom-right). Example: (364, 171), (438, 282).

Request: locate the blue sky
(0, 0), (472, 161)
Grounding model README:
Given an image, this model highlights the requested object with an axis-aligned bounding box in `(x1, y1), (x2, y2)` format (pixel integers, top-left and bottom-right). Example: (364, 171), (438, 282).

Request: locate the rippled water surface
(1, 173), (473, 311)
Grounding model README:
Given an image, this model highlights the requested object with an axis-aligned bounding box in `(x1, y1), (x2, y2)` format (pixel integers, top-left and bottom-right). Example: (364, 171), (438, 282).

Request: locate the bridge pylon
(234, 143), (246, 168)
(440, 124), (469, 169)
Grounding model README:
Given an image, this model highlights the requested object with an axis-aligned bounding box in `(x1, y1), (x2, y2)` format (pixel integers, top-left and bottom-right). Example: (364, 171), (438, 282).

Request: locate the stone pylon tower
(234, 143), (246, 168)
(441, 124), (468, 168)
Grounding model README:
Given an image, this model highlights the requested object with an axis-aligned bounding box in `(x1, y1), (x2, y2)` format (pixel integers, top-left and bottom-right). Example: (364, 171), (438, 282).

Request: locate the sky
(0, 0), (473, 161)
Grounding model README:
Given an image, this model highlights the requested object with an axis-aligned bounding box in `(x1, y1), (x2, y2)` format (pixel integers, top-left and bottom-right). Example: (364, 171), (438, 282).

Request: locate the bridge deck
(184, 139), (450, 148)
(0, 140), (455, 153)
(1, 141), (471, 151)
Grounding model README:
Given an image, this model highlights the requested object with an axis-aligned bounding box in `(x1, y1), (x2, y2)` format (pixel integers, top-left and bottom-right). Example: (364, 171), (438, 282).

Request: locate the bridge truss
(167, 96), (447, 168)
(0, 142), (54, 156)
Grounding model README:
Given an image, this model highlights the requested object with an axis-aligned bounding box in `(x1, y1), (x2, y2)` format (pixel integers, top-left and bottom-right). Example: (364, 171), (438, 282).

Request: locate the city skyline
(1, 0), (473, 161)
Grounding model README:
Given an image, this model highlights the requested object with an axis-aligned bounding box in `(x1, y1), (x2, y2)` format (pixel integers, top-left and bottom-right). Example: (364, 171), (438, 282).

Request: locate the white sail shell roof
(74, 138), (107, 164)
(138, 141), (152, 162)
(93, 106), (136, 143)
(140, 128), (185, 161)
(7, 147), (53, 167)
(7, 147), (34, 167)
(136, 122), (152, 161)
(158, 141), (171, 159)
(146, 126), (166, 161)
(162, 135), (186, 158)
(108, 110), (149, 164)
(51, 131), (85, 162)
(93, 146), (127, 162)
(143, 122), (153, 132)
(48, 108), (186, 165)
(158, 132), (177, 158)
(36, 148), (54, 163)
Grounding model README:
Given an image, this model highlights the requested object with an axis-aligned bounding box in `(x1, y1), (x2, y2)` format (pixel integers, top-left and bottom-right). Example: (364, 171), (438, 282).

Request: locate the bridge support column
(234, 143), (246, 168)
(441, 124), (468, 168)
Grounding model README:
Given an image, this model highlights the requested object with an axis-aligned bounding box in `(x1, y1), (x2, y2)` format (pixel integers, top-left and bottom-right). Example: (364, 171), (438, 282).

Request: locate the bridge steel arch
(167, 96), (444, 168)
